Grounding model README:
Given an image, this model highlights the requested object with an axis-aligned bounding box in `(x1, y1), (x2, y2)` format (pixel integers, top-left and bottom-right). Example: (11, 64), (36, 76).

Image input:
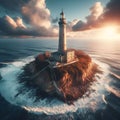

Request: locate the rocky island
(19, 12), (99, 104)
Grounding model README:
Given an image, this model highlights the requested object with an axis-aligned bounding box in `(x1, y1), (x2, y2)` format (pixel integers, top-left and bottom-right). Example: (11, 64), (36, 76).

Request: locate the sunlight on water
(0, 56), (113, 115)
(105, 85), (120, 98)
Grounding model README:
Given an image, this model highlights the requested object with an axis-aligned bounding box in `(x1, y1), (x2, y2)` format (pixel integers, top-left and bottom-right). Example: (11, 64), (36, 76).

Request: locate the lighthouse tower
(58, 11), (67, 53)
(50, 11), (75, 64)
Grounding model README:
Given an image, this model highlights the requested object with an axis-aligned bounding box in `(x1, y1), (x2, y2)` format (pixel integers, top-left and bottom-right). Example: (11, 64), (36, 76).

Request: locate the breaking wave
(0, 56), (118, 115)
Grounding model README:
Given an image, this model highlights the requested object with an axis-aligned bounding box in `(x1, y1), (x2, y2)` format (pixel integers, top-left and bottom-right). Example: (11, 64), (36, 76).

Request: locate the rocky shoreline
(19, 50), (99, 104)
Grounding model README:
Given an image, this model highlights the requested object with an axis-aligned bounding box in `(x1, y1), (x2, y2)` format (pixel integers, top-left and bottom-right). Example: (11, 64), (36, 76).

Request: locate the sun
(104, 26), (116, 35)
(100, 26), (120, 40)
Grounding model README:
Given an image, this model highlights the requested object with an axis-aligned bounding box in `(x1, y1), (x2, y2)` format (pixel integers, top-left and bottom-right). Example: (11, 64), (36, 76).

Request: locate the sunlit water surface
(0, 38), (120, 119)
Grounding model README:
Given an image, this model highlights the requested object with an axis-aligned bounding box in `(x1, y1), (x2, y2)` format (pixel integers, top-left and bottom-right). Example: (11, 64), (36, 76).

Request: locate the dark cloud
(0, 0), (29, 12)
(103, 0), (120, 24)
(0, 15), (27, 36)
(0, 0), (57, 37)
(72, 20), (86, 31)
(0, 15), (56, 37)
(72, 0), (120, 32)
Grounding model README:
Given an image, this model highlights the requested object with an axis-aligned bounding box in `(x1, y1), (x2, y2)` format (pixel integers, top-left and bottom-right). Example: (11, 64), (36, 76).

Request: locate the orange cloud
(72, 2), (104, 31)
(5, 15), (18, 29)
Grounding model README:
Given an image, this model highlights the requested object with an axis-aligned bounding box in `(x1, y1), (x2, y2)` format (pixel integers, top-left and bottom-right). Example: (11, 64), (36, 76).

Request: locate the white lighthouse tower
(38, 11), (76, 66)
(50, 11), (75, 64)
(58, 11), (67, 53)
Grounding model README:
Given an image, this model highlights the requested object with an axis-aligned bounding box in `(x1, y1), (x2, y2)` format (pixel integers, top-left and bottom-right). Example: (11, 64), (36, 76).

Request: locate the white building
(58, 11), (67, 52)
(51, 11), (75, 63)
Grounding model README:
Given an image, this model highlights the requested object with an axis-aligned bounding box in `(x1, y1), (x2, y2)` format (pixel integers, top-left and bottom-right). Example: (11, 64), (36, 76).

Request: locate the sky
(0, 0), (120, 39)
(46, 0), (109, 21)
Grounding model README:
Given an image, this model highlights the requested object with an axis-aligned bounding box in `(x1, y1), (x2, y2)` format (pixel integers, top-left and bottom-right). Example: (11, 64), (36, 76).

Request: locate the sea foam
(0, 56), (111, 115)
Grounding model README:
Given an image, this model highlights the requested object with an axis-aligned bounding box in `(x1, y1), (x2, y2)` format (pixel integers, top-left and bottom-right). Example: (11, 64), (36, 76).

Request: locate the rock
(19, 50), (99, 103)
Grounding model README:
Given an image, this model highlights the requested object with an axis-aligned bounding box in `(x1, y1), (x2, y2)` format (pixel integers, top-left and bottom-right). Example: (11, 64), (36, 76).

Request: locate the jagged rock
(19, 50), (99, 103)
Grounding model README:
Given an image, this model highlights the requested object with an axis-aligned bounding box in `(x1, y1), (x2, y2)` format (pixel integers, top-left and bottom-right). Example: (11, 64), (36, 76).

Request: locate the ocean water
(0, 38), (120, 120)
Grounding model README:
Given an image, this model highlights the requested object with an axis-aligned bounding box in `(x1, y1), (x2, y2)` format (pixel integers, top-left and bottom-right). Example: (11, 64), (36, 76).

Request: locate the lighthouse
(58, 11), (67, 53)
(49, 11), (75, 64)
(37, 11), (76, 67)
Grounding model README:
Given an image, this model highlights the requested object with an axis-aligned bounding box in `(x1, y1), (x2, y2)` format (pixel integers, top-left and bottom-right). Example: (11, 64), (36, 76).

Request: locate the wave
(105, 85), (120, 98)
(0, 56), (115, 115)
(110, 72), (120, 81)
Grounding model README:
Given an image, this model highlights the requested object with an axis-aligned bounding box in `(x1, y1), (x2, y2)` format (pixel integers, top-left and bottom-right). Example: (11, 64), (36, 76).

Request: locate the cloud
(1, 0), (120, 37)
(67, 19), (79, 31)
(72, 0), (120, 32)
(102, 0), (120, 24)
(0, 15), (56, 37)
(15, 17), (26, 29)
(0, 0), (57, 37)
(22, 0), (51, 29)
(72, 2), (103, 31)
(72, 20), (86, 31)
(0, 0), (29, 12)
(2, 16), (26, 30)
(86, 2), (103, 24)
(0, 15), (26, 35)
(5, 15), (18, 29)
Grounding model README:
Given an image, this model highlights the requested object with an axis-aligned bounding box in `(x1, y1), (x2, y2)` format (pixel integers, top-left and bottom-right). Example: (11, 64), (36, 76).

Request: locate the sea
(0, 38), (120, 120)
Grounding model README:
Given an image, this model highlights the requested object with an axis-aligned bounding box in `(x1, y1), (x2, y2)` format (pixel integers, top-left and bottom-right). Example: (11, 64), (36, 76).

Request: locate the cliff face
(19, 50), (98, 103)
(53, 50), (97, 102)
